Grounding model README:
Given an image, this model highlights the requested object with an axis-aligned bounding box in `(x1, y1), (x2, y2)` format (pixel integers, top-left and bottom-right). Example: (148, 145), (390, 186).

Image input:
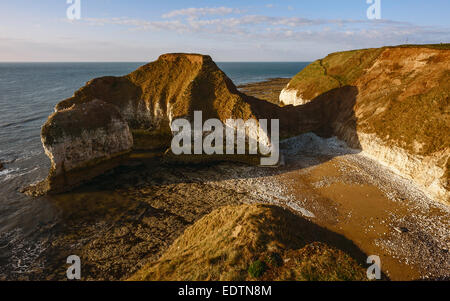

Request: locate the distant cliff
(280, 44), (450, 203)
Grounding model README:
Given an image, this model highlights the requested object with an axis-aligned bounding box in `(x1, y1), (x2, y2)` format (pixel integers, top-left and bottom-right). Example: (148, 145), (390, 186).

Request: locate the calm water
(0, 62), (308, 276)
(218, 62), (309, 85)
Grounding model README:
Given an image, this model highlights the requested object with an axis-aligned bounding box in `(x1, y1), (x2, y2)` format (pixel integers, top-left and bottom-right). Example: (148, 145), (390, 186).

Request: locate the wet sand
(277, 157), (448, 280)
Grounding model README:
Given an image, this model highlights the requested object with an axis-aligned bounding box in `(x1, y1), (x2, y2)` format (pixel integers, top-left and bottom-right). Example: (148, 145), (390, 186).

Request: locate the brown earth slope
(280, 45), (450, 203)
(129, 204), (367, 281)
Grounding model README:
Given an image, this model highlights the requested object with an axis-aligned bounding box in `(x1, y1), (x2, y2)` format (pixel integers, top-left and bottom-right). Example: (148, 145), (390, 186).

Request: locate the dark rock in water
(0, 161), (3, 171)
(237, 78), (290, 105)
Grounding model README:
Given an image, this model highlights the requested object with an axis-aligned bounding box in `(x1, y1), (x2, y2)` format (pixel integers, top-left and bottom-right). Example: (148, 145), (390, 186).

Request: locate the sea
(0, 62), (308, 277)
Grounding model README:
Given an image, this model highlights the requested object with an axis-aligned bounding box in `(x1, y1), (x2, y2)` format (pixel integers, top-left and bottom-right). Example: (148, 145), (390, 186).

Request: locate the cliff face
(32, 99), (133, 194)
(280, 45), (450, 203)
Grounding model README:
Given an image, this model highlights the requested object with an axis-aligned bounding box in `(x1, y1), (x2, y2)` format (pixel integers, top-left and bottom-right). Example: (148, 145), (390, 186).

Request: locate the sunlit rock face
(279, 87), (308, 106)
(280, 45), (450, 204)
(35, 99), (133, 194)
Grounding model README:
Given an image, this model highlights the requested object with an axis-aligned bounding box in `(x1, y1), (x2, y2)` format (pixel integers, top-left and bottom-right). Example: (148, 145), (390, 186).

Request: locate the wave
(0, 166), (39, 182)
(0, 116), (47, 128)
(0, 167), (20, 178)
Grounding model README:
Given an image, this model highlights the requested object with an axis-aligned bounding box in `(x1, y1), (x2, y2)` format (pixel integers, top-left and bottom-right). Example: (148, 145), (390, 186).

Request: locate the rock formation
(29, 53), (355, 195)
(280, 45), (450, 203)
(30, 47), (449, 203)
(39, 99), (133, 193)
(25, 54), (260, 194)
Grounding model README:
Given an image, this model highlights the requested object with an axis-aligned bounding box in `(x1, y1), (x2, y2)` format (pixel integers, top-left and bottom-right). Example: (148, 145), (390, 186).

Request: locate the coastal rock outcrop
(32, 53), (361, 194)
(30, 54), (289, 194)
(26, 99), (133, 195)
(31, 47), (449, 201)
(280, 45), (450, 203)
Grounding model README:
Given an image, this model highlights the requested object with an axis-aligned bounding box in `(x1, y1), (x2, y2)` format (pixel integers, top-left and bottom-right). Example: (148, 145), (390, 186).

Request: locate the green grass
(248, 260), (267, 278)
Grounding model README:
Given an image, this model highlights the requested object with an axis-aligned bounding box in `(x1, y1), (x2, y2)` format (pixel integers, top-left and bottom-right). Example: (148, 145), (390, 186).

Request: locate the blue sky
(0, 0), (449, 62)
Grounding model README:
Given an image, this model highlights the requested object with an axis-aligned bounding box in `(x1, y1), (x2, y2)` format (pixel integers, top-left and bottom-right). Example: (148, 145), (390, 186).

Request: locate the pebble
(393, 227), (409, 233)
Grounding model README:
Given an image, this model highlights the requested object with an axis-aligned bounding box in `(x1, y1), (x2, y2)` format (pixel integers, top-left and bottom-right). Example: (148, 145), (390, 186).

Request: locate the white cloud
(78, 10), (450, 51)
(162, 7), (243, 19)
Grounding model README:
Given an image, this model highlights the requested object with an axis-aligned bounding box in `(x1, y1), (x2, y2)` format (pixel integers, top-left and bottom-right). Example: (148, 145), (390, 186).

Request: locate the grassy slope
(287, 48), (385, 100)
(129, 204), (367, 281)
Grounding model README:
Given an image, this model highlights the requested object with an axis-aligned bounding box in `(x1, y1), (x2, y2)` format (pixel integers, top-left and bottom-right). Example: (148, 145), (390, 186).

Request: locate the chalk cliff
(280, 45), (450, 203)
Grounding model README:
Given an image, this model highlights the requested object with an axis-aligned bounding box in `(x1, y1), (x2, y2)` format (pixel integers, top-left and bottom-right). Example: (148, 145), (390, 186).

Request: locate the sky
(0, 0), (449, 62)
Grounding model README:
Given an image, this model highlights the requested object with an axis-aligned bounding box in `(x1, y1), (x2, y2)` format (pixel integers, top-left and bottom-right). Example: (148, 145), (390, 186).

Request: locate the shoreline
(237, 77), (290, 105)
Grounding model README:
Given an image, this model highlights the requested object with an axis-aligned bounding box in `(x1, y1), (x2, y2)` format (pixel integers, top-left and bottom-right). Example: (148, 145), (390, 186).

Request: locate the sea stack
(39, 99), (134, 194)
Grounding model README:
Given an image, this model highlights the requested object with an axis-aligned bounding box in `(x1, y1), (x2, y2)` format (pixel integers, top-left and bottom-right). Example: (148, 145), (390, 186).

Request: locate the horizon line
(0, 61), (313, 63)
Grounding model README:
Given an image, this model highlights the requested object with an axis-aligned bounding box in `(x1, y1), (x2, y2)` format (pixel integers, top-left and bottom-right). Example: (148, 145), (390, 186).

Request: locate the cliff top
(130, 204), (367, 281)
(158, 53), (211, 63)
